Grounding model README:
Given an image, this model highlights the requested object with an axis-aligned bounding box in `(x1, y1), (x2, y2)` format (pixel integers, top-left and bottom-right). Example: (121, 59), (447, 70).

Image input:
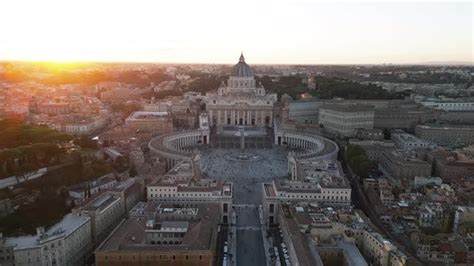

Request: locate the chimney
(36, 227), (45, 237)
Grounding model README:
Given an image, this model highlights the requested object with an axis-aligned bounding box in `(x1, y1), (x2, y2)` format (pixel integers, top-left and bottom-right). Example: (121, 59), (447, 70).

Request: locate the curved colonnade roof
(280, 129), (339, 160)
(149, 127), (338, 164)
(148, 130), (209, 161)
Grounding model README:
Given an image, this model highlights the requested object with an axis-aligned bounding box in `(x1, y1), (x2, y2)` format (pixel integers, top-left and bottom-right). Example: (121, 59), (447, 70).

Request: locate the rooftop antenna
(239, 51), (245, 62)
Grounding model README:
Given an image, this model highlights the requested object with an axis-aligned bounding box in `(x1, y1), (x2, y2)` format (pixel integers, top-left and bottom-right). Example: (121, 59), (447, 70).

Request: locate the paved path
(235, 206), (266, 266)
(199, 147), (289, 266)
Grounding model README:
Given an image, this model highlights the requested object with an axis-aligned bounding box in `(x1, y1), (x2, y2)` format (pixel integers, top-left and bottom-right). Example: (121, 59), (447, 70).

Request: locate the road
(342, 160), (424, 266)
(234, 205), (266, 266)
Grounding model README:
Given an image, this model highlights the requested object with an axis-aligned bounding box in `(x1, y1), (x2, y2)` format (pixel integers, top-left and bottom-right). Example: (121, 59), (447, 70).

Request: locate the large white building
(5, 213), (92, 266)
(319, 104), (375, 137)
(205, 54), (277, 131)
(78, 193), (125, 248)
(146, 161), (233, 224)
(262, 175), (352, 225)
(287, 100), (323, 124)
(61, 115), (108, 136)
(391, 132), (435, 150)
(420, 100), (474, 111)
(68, 174), (118, 204)
(125, 111), (173, 133)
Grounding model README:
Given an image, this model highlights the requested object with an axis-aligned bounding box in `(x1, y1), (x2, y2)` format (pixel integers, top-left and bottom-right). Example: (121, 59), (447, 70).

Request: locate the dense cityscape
(0, 54), (473, 266)
(0, 1), (473, 265)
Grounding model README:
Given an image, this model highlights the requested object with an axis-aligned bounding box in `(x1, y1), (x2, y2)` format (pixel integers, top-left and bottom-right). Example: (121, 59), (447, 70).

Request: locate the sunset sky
(0, 0), (472, 64)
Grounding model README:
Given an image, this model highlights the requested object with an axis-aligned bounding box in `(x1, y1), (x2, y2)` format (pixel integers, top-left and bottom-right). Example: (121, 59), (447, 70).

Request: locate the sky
(0, 0), (472, 64)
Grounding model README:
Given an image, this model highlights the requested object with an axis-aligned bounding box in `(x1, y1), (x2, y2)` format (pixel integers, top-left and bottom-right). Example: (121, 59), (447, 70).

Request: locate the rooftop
(417, 124), (474, 130)
(335, 241), (368, 266)
(5, 213), (90, 250)
(97, 202), (220, 252)
(68, 174), (116, 193)
(127, 111), (170, 120)
(320, 104), (374, 113)
(230, 53), (254, 77)
(129, 201), (199, 218)
(81, 193), (121, 212)
(296, 159), (348, 187)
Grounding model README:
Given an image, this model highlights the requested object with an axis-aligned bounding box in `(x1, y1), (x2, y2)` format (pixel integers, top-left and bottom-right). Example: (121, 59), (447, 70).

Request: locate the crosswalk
(235, 225), (261, 231)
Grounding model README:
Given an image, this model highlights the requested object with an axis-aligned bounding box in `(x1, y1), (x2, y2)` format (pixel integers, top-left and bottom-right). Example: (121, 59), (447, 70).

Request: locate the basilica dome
(230, 53), (254, 77)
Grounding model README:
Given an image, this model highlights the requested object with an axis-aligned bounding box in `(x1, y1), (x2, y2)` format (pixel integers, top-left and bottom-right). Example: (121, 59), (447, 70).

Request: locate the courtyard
(199, 146), (288, 205)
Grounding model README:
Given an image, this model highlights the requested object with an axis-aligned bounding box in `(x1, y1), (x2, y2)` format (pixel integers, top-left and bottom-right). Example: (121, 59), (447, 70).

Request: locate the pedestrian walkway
(235, 225), (260, 230)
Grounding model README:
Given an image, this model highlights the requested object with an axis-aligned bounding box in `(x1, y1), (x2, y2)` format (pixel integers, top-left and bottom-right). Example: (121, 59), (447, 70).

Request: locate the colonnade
(208, 108), (273, 127)
(148, 130), (210, 171)
(274, 129), (338, 161)
(169, 133), (209, 151)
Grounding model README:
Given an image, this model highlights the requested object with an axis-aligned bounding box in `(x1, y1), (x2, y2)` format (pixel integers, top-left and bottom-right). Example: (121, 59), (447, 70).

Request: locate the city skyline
(1, 36), (474, 265)
(0, 0), (472, 65)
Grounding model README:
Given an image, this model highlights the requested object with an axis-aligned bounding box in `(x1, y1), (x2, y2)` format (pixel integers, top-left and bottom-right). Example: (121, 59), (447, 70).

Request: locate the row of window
(104, 254), (204, 261)
(149, 188), (176, 192)
(149, 193), (214, 197)
(282, 194), (350, 200)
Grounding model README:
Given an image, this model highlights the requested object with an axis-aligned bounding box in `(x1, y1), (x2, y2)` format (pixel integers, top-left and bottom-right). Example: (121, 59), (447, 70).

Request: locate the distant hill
(412, 61), (474, 66)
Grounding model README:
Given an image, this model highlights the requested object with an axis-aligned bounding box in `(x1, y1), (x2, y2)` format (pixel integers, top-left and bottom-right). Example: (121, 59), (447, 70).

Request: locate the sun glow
(0, 0), (472, 64)
(34, 62), (94, 72)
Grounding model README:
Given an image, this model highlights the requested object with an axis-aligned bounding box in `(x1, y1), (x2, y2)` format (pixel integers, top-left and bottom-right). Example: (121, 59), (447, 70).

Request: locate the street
(235, 205), (266, 266)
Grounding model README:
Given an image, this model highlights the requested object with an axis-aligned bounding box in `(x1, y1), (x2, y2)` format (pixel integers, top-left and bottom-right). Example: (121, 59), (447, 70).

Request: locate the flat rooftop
(385, 149), (431, 165)
(81, 193), (121, 212)
(297, 159), (347, 186)
(320, 104), (374, 113)
(97, 203), (220, 252)
(68, 174), (116, 193)
(127, 111), (170, 120)
(417, 124), (474, 130)
(6, 213), (90, 250)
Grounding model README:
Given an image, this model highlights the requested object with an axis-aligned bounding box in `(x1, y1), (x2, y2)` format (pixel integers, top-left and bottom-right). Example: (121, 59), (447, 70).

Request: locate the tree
(351, 155), (370, 179)
(383, 128), (391, 140)
(129, 164), (138, 177)
(74, 136), (98, 149)
(345, 144), (370, 178)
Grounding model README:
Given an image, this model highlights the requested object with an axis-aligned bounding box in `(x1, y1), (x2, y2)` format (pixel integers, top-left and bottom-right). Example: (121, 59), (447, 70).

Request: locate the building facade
(95, 202), (221, 266)
(378, 149), (432, 186)
(374, 106), (437, 129)
(319, 104), (374, 137)
(78, 193), (125, 248)
(146, 161), (233, 224)
(420, 100), (474, 111)
(415, 124), (474, 147)
(5, 213), (92, 266)
(205, 54), (277, 130)
(262, 180), (351, 225)
(391, 132), (435, 150)
(125, 111), (173, 134)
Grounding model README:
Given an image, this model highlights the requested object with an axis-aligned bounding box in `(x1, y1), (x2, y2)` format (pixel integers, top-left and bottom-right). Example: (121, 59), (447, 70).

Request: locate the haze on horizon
(0, 0), (472, 65)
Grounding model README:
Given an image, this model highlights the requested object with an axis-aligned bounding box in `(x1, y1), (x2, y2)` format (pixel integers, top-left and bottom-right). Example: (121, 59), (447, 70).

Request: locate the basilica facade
(205, 53), (277, 131)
